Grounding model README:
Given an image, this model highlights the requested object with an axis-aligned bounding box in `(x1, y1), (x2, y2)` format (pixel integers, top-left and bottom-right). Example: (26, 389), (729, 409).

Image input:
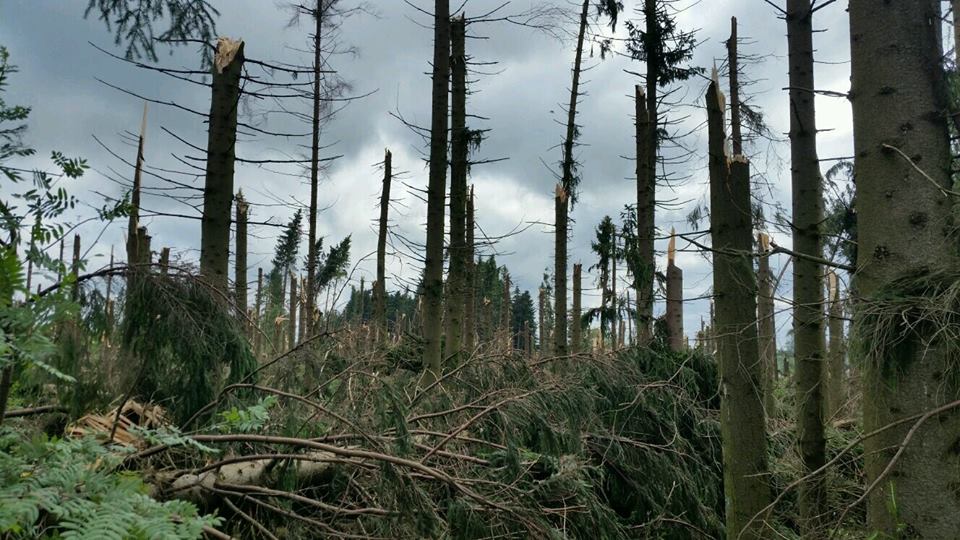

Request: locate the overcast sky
(1, 0), (854, 342)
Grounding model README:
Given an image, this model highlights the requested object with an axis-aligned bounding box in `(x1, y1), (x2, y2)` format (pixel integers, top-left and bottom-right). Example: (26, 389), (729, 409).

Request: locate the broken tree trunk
(501, 270), (511, 349)
(463, 185), (476, 352)
(665, 230), (683, 352)
(235, 191), (248, 319)
(421, 0), (452, 381)
(611, 231), (618, 350)
(374, 149), (392, 339)
(127, 103), (148, 269)
(707, 75), (770, 540)
(159, 248), (170, 277)
(445, 16), (469, 364)
(757, 233), (777, 414)
(825, 271), (844, 419)
(200, 37), (245, 294)
(572, 263), (582, 355)
(288, 273), (298, 350)
(71, 235), (81, 302)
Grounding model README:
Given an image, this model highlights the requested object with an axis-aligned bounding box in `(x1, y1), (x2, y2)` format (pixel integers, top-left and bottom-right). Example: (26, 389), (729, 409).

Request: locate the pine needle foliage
(142, 343), (724, 538)
(121, 272), (256, 425)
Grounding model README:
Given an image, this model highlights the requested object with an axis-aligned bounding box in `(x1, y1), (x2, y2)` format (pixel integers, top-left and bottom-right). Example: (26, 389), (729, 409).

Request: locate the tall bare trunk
(463, 185), (476, 352)
(159, 247), (170, 276)
(787, 1), (826, 528)
(235, 191), (248, 318)
(851, 2), (960, 535)
(71, 235), (81, 302)
(200, 38), (244, 294)
(374, 149), (392, 338)
(254, 268), (263, 356)
(538, 287), (546, 356)
(555, 0), (590, 358)
(305, 7), (323, 337)
(501, 271), (511, 348)
(728, 16), (743, 155)
(421, 0), (451, 380)
(288, 272), (298, 349)
(572, 263), (582, 354)
(637, 0), (661, 346)
(825, 271), (844, 418)
(634, 83), (654, 345)
(127, 103), (148, 268)
(611, 231), (618, 349)
(757, 233), (777, 414)
(445, 16), (468, 363)
(708, 76), (770, 540)
(665, 231), (683, 352)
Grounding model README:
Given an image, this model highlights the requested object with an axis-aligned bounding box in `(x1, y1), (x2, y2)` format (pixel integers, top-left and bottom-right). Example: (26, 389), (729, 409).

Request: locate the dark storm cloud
(1, 0), (853, 341)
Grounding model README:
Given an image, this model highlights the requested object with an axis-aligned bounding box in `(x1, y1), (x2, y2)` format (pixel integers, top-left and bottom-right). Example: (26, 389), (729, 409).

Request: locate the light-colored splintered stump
(665, 229), (683, 352)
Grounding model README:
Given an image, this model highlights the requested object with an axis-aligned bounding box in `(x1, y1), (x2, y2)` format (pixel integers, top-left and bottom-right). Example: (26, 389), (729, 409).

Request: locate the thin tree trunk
(954, 0), (960, 67)
(538, 287), (546, 357)
(611, 231), (618, 349)
(445, 16), (468, 364)
(637, 0), (661, 346)
(708, 76), (770, 540)
(374, 149), (392, 339)
(825, 271), (844, 419)
(757, 233), (777, 414)
(572, 263), (582, 355)
(665, 231), (683, 352)
(787, 1), (826, 528)
(421, 0), (451, 380)
(501, 271), (511, 349)
(305, 5), (323, 338)
(634, 83), (654, 346)
(235, 191), (248, 319)
(159, 247), (170, 276)
(127, 103), (148, 268)
(728, 16), (743, 155)
(555, 0), (590, 358)
(200, 38), (245, 294)
(850, 2), (960, 534)
(288, 272), (298, 349)
(463, 185), (476, 352)
(254, 267), (264, 356)
(68, 235), (81, 304)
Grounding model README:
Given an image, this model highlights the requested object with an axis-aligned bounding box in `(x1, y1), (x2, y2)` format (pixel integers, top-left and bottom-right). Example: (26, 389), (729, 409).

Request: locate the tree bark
(636, 0), (661, 346)
(850, 1), (960, 535)
(159, 247), (170, 276)
(288, 272), (298, 349)
(728, 16), (743, 155)
(501, 271), (511, 349)
(665, 231), (683, 352)
(538, 287), (546, 356)
(555, 0), (590, 358)
(421, 0), (451, 381)
(825, 271), (844, 419)
(572, 263), (582, 354)
(200, 38), (244, 294)
(787, 1), (826, 529)
(634, 83), (655, 347)
(374, 149), (392, 339)
(463, 185), (476, 352)
(127, 103), (148, 269)
(757, 233), (777, 414)
(254, 267), (264, 356)
(611, 231), (618, 350)
(708, 78), (770, 540)
(305, 5), (323, 338)
(71, 235), (81, 302)
(445, 16), (468, 364)
(235, 191), (248, 319)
